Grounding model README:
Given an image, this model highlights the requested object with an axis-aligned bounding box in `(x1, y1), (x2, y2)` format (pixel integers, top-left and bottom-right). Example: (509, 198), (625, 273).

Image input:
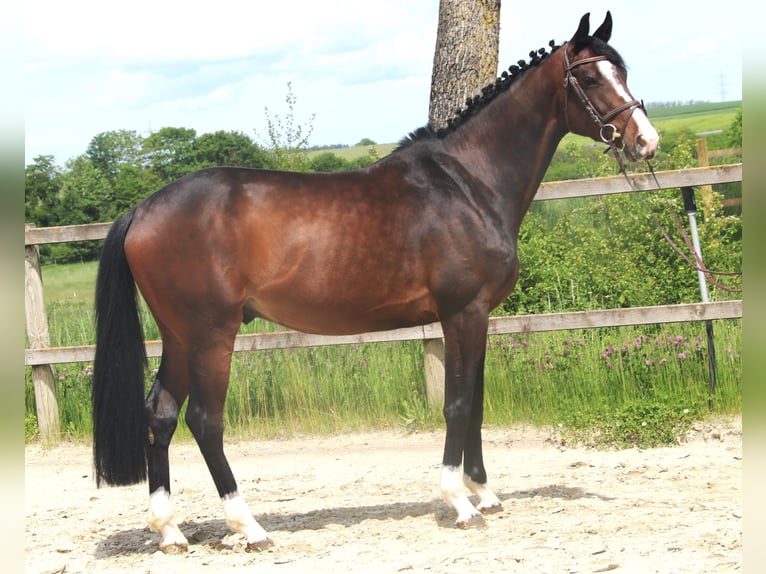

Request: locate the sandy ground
(25, 416), (741, 573)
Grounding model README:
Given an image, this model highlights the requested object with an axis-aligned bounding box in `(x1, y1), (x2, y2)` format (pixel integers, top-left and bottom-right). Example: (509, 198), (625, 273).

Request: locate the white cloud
(685, 37), (720, 56)
(161, 85), (237, 114)
(25, 0), (436, 65)
(93, 70), (157, 108)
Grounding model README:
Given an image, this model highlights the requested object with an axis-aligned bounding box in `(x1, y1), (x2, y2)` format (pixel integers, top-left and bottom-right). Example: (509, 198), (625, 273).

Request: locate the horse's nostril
(636, 133), (659, 159)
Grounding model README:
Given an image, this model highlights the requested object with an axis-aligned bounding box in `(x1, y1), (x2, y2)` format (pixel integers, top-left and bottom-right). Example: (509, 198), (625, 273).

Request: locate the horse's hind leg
(145, 342), (190, 552)
(185, 338), (274, 551)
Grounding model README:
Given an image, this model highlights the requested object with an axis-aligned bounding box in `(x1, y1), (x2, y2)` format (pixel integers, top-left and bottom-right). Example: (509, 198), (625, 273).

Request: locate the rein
(633, 166), (741, 294)
(611, 151), (741, 294)
(561, 44), (740, 294)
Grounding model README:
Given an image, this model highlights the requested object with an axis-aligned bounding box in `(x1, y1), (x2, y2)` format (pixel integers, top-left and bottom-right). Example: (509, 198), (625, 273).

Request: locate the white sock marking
(148, 487), (188, 549)
(222, 492), (271, 545)
(440, 465), (482, 525)
(463, 474), (502, 511)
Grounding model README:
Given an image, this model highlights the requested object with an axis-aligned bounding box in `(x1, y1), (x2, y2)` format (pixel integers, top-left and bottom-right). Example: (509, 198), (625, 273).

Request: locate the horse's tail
(92, 208), (148, 487)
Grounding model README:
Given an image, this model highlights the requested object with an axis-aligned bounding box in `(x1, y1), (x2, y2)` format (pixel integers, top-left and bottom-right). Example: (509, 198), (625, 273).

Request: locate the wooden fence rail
(24, 164), (742, 246)
(24, 164), (743, 438)
(25, 301), (743, 367)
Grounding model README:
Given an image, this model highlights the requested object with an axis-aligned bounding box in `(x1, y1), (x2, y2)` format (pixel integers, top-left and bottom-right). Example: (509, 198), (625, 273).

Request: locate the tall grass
(223, 340), (434, 438)
(26, 263), (741, 443)
(483, 323), (741, 425)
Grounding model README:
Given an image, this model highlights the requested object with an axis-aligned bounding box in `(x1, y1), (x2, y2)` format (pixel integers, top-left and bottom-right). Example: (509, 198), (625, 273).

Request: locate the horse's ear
(571, 13), (590, 45)
(593, 11), (613, 43)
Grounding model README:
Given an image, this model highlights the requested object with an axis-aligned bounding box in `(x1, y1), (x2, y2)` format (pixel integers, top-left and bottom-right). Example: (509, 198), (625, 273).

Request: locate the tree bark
(428, 0), (501, 131)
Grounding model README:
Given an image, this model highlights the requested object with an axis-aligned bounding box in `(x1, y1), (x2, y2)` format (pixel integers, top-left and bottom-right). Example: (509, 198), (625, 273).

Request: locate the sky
(24, 0), (743, 166)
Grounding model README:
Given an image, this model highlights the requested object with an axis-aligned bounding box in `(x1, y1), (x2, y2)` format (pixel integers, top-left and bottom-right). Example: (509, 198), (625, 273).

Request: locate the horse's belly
(248, 285), (439, 336)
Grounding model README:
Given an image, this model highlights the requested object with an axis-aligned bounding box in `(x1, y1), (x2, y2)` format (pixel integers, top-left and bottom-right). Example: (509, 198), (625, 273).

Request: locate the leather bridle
(562, 43), (644, 149)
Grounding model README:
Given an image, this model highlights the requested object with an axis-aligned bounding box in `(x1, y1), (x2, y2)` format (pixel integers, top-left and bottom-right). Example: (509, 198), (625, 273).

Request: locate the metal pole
(681, 187), (717, 409)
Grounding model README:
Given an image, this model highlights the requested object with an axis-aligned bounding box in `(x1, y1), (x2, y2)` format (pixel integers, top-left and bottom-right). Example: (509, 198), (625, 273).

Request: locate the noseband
(562, 44), (644, 148)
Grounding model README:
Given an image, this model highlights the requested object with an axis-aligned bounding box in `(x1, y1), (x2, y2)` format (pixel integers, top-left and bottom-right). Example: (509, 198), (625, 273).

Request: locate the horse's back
(122, 158), (517, 337)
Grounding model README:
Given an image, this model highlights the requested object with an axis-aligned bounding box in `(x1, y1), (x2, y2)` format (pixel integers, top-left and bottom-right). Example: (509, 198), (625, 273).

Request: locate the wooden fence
(24, 163), (743, 439)
(694, 139), (741, 213)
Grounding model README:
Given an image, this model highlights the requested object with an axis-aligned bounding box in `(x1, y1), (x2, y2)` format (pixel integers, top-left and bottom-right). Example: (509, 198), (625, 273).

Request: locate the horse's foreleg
(186, 397), (273, 551)
(185, 346), (274, 552)
(439, 310), (492, 528)
(145, 376), (188, 552)
(462, 374), (502, 515)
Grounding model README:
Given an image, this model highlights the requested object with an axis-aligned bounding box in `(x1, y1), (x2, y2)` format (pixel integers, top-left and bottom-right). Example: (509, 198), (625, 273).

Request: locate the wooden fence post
(695, 138), (714, 219)
(24, 224), (60, 441)
(423, 338), (445, 410)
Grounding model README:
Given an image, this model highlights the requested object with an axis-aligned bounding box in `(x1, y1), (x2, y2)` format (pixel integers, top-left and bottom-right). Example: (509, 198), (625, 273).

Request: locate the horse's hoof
(246, 537), (275, 552)
(159, 542), (188, 554)
(455, 512), (487, 529)
(478, 502), (503, 515)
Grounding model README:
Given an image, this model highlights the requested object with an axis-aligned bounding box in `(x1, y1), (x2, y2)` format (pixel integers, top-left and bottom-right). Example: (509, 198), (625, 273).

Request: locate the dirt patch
(25, 416), (741, 573)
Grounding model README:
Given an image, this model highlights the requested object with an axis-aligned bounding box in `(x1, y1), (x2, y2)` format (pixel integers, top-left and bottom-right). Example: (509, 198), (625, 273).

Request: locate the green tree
(57, 155), (112, 224)
(86, 130), (144, 183)
(25, 155), (62, 227)
(110, 164), (162, 219)
(47, 155), (114, 261)
(309, 152), (348, 173)
(143, 127), (197, 183)
(725, 109), (742, 148)
(192, 130), (272, 169)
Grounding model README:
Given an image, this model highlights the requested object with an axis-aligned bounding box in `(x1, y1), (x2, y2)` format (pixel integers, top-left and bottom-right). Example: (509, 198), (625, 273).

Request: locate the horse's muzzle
(634, 131), (659, 160)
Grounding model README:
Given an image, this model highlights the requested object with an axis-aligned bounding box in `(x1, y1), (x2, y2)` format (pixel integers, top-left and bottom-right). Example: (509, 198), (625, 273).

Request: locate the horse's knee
(443, 397), (472, 424)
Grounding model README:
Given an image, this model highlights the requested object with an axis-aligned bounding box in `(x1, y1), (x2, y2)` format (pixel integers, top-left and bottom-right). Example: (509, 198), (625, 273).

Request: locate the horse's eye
(583, 75), (599, 87)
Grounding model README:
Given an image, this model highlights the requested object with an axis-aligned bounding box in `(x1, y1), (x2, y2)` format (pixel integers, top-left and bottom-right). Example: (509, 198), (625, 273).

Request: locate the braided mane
(396, 40), (562, 151)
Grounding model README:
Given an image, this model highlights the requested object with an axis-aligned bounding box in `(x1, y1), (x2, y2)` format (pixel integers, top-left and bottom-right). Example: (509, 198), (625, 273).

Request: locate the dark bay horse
(92, 12), (658, 552)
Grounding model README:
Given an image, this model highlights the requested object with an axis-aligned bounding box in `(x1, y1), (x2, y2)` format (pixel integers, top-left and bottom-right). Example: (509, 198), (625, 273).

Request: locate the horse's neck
(443, 54), (567, 227)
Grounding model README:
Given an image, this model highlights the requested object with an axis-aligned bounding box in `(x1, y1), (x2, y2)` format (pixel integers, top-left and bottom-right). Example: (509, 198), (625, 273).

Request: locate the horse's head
(561, 11), (659, 161)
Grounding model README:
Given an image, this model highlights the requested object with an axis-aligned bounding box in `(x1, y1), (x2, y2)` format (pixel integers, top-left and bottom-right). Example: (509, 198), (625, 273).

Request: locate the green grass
(28, 261), (741, 446)
(651, 110), (738, 141)
(41, 260), (98, 307)
(645, 100), (741, 119)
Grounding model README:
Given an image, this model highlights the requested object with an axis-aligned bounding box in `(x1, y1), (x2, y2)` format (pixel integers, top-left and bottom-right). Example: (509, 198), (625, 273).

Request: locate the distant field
(647, 101), (740, 140)
(307, 143), (397, 161)
(644, 100), (741, 119)
(308, 101), (741, 161)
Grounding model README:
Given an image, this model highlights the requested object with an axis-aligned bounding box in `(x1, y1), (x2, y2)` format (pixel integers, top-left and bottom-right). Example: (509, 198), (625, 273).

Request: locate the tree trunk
(428, 0), (501, 131)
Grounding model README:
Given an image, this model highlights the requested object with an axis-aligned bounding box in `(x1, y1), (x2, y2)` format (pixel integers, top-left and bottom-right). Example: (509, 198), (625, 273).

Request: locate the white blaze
(597, 60), (659, 153)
